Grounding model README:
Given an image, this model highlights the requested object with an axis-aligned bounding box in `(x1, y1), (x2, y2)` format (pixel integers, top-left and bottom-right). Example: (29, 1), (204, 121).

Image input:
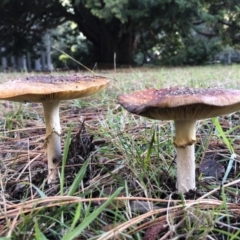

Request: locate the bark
(34, 58), (41, 71)
(45, 31), (52, 71)
(71, 5), (137, 65)
(0, 1), (138, 66)
(1, 47), (7, 70)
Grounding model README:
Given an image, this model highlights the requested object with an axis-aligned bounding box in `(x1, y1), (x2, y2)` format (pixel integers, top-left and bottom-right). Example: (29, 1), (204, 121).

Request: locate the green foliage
(86, 0), (128, 23)
(157, 35), (222, 65)
(0, 0), (65, 57)
(51, 22), (94, 69)
(1, 0), (240, 65)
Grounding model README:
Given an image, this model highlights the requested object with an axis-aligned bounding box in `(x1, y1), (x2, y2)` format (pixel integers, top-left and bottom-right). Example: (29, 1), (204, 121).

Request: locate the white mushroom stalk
(42, 101), (61, 184)
(174, 119), (196, 193)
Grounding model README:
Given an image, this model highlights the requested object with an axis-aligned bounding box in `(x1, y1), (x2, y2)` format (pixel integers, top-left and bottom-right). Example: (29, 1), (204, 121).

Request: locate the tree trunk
(96, 29), (137, 65)
(45, 31), (52, 71)
(1, 47), (7, 71)
(11, 56), (16, 70)
(41, 51), (46, 71)
(17, 56), (27, 71)
(75, 10), (137, 66)
(34, 57), (41, 71)
(26, 53), (32, 71)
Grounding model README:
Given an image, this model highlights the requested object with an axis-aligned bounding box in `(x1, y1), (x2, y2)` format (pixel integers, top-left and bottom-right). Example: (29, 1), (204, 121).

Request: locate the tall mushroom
(118, 86), (240, 193)
(0, 75), (109, 184)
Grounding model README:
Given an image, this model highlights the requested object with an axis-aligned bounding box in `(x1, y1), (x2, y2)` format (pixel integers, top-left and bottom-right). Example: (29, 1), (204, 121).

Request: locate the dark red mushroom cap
(118, 86), (240, 120)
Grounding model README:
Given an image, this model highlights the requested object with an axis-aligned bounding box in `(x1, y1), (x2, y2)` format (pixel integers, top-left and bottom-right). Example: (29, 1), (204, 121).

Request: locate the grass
(0, 65), (240, 239)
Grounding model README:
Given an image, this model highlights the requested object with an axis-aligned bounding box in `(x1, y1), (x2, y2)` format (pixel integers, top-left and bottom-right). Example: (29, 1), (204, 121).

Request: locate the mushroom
(0, 75), (109, 184)
(118, 86), (240, 193)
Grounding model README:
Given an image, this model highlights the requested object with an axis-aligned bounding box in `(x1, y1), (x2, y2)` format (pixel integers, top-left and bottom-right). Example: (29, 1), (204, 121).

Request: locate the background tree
(0, 0), (240, 66)
(0, 0), (65, 57)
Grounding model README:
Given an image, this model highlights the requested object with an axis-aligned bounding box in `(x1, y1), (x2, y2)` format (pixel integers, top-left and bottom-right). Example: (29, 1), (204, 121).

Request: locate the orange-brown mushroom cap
(118, 86), (240, 120)
(0, 75), (109, 102)
(0, 75), (109, 185)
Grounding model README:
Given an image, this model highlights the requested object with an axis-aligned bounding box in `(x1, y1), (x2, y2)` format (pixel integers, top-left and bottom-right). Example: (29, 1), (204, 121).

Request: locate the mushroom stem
(42, 101), (62, 184)
(174, 119), (196, 193)
(175, 145), (195, 193)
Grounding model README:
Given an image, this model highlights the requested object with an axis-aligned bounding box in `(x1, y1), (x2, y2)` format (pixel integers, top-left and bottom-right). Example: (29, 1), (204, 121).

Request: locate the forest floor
(0, 65), (240, 239)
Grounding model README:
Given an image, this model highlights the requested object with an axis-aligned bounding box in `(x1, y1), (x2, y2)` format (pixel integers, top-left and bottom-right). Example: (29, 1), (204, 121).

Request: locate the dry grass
(0, 65), (240, 239)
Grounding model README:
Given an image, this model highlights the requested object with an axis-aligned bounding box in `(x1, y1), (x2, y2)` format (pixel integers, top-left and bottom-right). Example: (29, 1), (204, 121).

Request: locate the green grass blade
(67, 157), (90, 196)
(144, 130), (155, 170)
(62, 187), (123, 240)
(213, 228), (240, 239)
(212, 117), (233, 153)
(220, 188), (230, 235)
(230, 227), (240, 240)
(212, 117), (235, 184)
(20, 182), (47, 198)
(69, 203), (82, 231)
(31, 183), (47, 198)
(222, 153), (235, 185)
(34, 218), (48, 240)
(60, 126), (72, 195)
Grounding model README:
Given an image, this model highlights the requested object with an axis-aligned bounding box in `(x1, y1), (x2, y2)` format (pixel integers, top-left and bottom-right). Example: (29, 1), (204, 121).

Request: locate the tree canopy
(0, 0), (240, 65)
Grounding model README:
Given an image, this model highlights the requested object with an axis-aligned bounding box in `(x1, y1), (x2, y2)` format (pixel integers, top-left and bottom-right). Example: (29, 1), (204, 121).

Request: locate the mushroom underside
(130, 103), (240, 121)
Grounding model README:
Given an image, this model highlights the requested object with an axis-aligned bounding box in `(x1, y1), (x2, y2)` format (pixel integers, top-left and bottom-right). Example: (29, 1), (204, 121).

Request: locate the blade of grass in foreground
(62, 187), (123, 240)
(60, 126), (72, 196)
(67, 157), (90, 196)
(34, 218), (48, 240)
(230, 227), (240, 240)
(144, 130), (155, 171)
(68, 202), (82, 232)
(212, 117), (233, 153)
(212, 117), (235, 185)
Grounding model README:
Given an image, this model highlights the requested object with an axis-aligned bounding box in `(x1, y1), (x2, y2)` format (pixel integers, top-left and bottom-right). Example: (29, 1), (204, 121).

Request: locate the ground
(0, 66), (240, 239)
